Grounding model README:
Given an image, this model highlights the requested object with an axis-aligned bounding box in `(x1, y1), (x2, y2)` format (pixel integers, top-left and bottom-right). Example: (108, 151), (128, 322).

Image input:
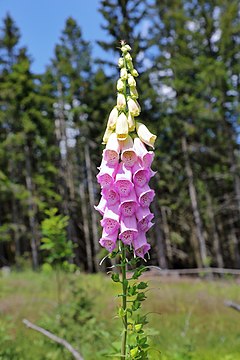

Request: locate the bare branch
(22, 319), (84, 360)
(225, 301), (240, 313)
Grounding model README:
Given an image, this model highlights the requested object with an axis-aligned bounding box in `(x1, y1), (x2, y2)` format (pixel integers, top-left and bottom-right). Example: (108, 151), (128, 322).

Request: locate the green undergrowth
(0, 270), (240, 359)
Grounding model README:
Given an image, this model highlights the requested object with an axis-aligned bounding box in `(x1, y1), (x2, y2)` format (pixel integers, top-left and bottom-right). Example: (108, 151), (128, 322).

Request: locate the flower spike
(97, 42), (157, 261)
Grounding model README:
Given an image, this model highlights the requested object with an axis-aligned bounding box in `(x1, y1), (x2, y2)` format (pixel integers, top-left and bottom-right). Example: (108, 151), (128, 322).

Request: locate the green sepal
(137, 292), (146, 301)
(132, 300), (141, 311)
(137, 281), (148, 290)
(134, 323), (143, 332)
(128, 285), (137, 296)
(111, 272), (120, 282)
(132, 265), (146, 279)
(118, 307), (127, 318)
(130, 347), (139, 358)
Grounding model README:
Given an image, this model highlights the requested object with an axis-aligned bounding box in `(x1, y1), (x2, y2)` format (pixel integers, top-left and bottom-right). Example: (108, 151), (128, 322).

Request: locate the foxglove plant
(95, 41), (157, 359)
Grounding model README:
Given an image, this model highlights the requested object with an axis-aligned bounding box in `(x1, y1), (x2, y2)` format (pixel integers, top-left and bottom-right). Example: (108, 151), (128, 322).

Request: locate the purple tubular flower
(119, 190), (138, 216)
(103, 133), (120, 166)
(119, 216), (138, 245)
(94, 196), (107, 215)
(133, 231), (151, 259)
(135, 184), (155, 208)
(99, 229), (118, 252)
(132, 161), (151, 187)
(121, 136), (138, 167)
(97, 160), (118, 188)
(102, 188), (119, 206)
(136, 206), (154, 222)
(133, 137), (154, 167)
(138, 217), (154, 232)
(136, 206), (154, 232)
(101, 204), (120, 234)
(115, 162), (133, 196)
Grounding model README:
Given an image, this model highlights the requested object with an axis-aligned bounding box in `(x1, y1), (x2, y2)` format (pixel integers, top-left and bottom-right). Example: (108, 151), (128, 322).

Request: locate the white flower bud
(116, 113), (129, 140)
(117, 93), (126, 110)
(121, 44), (131, 53)
(130, 86), (138, 99)
(125, 53), (132, 61)
(120, 68), (128, 80)
(127, 98), (141, 116)
(136, 122), (157, 148)
(126, 60), (133, 70)
(127, 74), (136, 87)
(102, 127), (113, 144)
(118, 57), (124, 68)
(131, 69), (139, 77)
(127, 112), (135, 132)
(117, 79), (125, 92)
(107, 107), (118, 130)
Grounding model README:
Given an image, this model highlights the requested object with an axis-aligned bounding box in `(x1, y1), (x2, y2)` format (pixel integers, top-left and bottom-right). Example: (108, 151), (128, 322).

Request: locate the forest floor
(0, 269), (240, 360)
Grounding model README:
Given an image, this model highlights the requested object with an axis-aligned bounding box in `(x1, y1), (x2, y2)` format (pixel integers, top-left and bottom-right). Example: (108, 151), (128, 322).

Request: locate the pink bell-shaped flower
(103, 133), (120, 166)
(101, 204), (120, 235)
(119, 190), (138, 217)
(97, 160), (118, 188)
(133, 231), (151, 259)
(135, 184), (155, 208)
(136, 206), (154, 232)
(132, 161), (151, 187)
(121, 136), (138, 167)
(119, 216), (138, 245)
(99, 229), (118, 252)
(94, 196), (107, 216)
(102, 187), (119, 206)
(133, 137), (154, 167)
(115, 162), (133, 197)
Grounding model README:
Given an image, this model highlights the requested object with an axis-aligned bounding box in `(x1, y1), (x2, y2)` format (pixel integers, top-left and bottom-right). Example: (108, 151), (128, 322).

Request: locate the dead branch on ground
(22, 319), (84, 360)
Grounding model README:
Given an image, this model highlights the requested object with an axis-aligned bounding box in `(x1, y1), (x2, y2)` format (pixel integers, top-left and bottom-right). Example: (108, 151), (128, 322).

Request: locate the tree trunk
(12, 197), (20, 260)
(152, 199), (168, 269)
(55, 83), (81, 266)
(9, 157), (20, 260)
(24, 143), (39, 270)
(205, 191), (224, 268)
(231, 151), (240, 217)
(229, 227), (240, 269)
(84, 143), (100, 272)
(189, 227), (202, 268)
(181, 136), (208, 267)
(160, 206), (173, 262)
(78, 181), (93, 272)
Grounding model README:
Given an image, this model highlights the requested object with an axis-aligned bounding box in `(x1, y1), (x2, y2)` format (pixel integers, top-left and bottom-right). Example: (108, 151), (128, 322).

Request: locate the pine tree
(49, 17), (106, 271)
(0, 15), (59, 268)
(152, 0), (240, 268)
(0, 15), (22, 265)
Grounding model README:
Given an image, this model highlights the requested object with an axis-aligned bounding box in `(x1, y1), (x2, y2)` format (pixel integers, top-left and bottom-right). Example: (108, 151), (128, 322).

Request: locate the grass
(0, 269), (240, 359)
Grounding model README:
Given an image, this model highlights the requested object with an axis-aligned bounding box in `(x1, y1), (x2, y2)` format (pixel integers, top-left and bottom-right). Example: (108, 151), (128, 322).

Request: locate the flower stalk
(96, 40), (157, 359)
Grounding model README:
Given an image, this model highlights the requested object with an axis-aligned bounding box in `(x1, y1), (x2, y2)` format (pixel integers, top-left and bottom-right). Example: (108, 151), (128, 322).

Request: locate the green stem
(121, 245), (128, 359)
(123, 53), (128, 111)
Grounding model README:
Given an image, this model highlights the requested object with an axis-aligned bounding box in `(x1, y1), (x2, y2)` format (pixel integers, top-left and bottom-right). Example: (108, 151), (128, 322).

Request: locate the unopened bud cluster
(95, 42), (157, 259)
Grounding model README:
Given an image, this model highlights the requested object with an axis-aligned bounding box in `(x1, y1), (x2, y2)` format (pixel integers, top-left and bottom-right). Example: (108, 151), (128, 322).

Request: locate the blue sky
(0, 0), (109, 73)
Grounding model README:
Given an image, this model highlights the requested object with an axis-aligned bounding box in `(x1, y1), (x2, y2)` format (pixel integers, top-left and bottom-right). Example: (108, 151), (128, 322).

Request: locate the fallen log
(224, 301), (240, 312)
(22, 319), (84, 360)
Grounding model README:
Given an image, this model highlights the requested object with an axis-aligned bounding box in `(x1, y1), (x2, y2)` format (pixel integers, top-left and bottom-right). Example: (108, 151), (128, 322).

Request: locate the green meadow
(0, 270), (240, 360)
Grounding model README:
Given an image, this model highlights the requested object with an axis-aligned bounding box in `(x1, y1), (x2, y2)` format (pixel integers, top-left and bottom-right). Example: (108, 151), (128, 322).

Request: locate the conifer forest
(0, 0), (240, 273)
